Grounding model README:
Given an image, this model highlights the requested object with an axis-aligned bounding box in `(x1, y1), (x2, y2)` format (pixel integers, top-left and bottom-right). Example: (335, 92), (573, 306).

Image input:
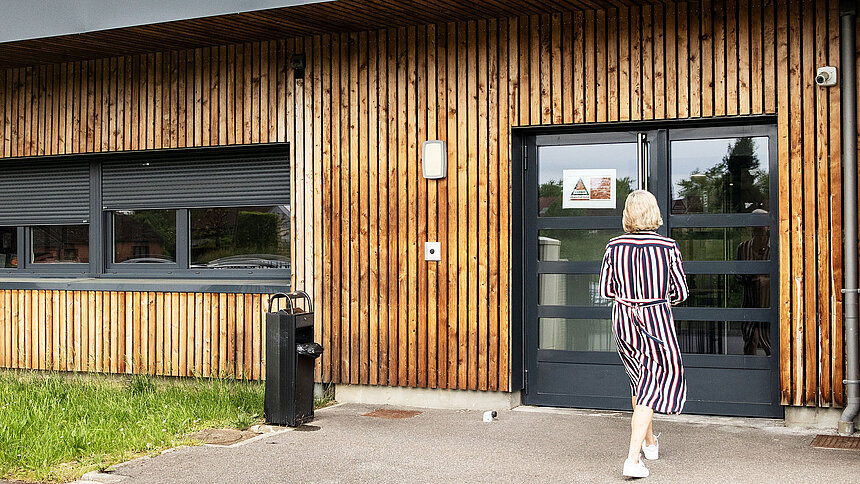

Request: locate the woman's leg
(628, 402), (655, 462)
(631, 395), (657, 448)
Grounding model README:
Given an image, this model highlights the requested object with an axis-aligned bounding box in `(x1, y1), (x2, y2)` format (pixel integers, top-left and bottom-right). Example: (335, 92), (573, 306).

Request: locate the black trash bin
(264, 291), (323, 427)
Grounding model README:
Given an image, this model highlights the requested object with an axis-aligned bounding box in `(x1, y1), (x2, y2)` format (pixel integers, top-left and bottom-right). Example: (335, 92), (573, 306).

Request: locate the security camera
(816, 66), (837, 87)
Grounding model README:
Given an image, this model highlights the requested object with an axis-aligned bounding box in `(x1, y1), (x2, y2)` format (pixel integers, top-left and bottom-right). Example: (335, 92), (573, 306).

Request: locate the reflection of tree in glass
(538, 176), (633, 217)
(193, 208), (237, 253)
(131, 211), (176, 258)
(193, 208), (290, 263)
(675, 137), (768, 214)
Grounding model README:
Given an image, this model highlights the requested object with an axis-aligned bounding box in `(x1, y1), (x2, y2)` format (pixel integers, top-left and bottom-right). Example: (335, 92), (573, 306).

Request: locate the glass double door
(522, 125), (781, 417)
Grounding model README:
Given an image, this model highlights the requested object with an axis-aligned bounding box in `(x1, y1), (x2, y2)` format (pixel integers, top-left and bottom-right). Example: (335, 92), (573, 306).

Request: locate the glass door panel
(537, 142), (638, 217)
(670, 136), (770, 214)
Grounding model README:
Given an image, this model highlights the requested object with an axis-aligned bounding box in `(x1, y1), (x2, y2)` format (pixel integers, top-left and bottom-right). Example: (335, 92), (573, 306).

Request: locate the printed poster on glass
(561, 169), (616, 209)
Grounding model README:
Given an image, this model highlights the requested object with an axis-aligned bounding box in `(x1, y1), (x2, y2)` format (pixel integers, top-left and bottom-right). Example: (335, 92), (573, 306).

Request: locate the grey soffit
(0, 1), (666, 68)
(102, 152), (290, 210)
(0, 160), (90, 225)
(0, 0), (331, 44)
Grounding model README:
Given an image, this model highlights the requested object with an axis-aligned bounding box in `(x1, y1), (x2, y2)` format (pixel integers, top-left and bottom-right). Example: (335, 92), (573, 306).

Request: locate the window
(191, 206), (290, 269)
(0, 227), (16, 268)
(31, 225), (89, 264)
(0, 144), (290, 278)
(113, 210), (177, 264)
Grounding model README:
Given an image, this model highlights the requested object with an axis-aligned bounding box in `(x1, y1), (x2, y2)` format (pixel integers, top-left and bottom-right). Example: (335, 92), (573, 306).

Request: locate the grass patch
(0, 371), (265, 483)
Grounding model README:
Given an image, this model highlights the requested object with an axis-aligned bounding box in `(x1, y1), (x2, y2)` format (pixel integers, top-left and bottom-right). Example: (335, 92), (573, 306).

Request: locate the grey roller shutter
(0, 159), (90, 225)
(102, 144), (289, 210)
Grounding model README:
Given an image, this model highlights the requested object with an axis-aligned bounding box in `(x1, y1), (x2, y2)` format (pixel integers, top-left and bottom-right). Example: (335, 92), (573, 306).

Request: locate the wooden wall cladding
(0, 290), (283, 380)
(0, 0), (854, 406)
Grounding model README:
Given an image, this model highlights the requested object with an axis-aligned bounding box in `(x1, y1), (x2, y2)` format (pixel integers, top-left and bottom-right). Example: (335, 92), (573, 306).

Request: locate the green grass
(0, 371), (267, 483)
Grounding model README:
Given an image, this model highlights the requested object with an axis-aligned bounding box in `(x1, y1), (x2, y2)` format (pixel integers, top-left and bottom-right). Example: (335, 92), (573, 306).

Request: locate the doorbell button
(425, 242), (441, 261)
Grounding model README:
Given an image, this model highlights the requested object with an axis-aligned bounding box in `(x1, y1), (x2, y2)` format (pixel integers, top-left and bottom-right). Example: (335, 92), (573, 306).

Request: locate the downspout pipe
(839, 0), (859, 436)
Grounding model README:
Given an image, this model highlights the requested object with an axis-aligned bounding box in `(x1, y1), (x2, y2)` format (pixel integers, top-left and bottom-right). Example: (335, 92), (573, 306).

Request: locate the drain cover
(811, 435), (860, 450)
(188, 428), (260, 446)
(362, 409), (422, 419)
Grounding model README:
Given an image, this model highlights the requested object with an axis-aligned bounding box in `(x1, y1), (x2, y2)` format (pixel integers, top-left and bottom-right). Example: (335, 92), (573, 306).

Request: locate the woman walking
(598, 190), (689, 478)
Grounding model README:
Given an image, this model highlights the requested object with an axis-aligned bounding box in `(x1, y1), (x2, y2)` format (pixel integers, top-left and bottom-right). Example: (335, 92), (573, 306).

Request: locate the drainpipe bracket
(840, 288), (860, 293)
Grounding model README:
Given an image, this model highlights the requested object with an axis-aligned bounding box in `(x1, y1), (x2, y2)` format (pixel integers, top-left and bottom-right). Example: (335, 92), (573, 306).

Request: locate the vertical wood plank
(775, 0), (792, 404)
(687, 2), (701, 117)
(447, 22), (459, 388)
(477, 19), (489, 391)
(727, 0), (739, 116)
(584, 11), (596, 123)
(561, 13), (573, 123)
(227, 293), (236, 376)
(618, 8), (630, 121)
(630, 6), (642, 120)
(219, 293), (228, 376)
(738, 0), (751, 115)
(642, 5), (653, 119)
(253, 294), (262, 380)
(787, 0), (803, 406)
(203, 293), (211, 377)
(801, 0), (817, 405)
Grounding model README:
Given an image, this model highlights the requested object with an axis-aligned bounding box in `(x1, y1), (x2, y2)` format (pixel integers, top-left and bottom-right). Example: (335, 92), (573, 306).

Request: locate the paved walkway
(90, 403), (856, 483)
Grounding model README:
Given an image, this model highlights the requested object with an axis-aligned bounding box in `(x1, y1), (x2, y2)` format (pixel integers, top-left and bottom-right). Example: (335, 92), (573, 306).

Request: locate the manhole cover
(294, 424), (320, 431)
(811, 434), (860, 450)
(188, 428), (260, 446)
(362, 409), (422, 419)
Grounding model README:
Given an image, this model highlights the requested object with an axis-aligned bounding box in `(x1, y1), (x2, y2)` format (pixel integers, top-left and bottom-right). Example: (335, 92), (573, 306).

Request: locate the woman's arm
(598, 245), (616, 299)
(669, 242), (689, 304)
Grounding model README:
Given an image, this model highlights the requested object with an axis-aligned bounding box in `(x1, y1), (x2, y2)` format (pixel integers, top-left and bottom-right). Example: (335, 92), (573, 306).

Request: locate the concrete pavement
(96, 403), (857, 483)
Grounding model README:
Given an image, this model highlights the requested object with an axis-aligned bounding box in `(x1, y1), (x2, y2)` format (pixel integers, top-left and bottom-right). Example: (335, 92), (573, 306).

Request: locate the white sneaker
(623, 455), (649, 478)
(642, 433), (660, 460)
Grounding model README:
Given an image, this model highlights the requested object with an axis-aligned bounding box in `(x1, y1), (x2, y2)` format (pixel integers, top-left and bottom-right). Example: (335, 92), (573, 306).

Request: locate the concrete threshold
(514, 405), (825, 436)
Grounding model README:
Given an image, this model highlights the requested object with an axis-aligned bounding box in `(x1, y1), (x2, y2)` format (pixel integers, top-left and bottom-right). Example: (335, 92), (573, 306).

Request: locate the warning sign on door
(562, 169), (616, 209)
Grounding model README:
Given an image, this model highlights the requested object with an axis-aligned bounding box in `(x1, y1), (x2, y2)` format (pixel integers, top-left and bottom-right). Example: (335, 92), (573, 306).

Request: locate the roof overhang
(0, 0), (669, 68)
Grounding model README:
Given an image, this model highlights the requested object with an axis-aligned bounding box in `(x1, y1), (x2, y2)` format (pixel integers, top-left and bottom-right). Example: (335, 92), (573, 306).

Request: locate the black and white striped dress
(598, 231), (689, 414)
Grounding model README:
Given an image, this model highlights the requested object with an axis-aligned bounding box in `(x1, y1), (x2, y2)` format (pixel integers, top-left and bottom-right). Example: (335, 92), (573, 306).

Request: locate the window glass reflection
(114, 210), (176, 263)
(538, 143), (637, 217)
(539, 318), (613, 351)
(539, 274), (611, 307)
(673, 226), (770, 262)
(538, 229), (623, 262)
(678, 273), (770, 308)
(191, 206), (290, 269)
(0, 227), (16, 268)
(671, 136), (769, 214)
(676, 320), (772, 356)
(31, 225), (89, 264)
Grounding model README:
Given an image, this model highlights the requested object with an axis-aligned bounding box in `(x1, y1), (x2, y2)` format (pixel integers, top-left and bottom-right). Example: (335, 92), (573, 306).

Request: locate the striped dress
(598, 231), (689, 414)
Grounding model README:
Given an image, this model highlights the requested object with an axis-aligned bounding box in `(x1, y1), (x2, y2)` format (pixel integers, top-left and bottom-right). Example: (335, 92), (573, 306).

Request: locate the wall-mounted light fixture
(422, 140), (447, 179)
(290, 54), (306, 79)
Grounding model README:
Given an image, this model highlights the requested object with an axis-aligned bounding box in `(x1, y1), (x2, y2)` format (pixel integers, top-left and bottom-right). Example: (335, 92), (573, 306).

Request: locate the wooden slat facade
(0, 290), (288, 380)
(0, 0), (856, 407)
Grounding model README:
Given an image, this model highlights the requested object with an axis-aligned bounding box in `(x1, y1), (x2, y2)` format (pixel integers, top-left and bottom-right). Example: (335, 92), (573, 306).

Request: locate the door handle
(637, 133), (649, 191)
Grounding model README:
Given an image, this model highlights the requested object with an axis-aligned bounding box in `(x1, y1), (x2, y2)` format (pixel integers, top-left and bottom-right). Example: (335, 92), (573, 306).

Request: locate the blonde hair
(622, 190), (663, 233)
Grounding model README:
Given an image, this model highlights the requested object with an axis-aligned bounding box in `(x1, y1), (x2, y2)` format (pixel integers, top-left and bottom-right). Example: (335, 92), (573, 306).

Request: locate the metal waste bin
(264, 291), (323, 427)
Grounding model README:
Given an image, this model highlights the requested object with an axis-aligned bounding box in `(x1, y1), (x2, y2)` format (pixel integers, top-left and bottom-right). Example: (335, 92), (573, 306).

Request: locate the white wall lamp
(422, 140), (447, 179)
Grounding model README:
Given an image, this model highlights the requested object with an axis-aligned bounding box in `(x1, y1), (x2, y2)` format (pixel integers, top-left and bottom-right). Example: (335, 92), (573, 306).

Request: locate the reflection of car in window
(191, 254), (290, 270)
(119, 257), (175, 264)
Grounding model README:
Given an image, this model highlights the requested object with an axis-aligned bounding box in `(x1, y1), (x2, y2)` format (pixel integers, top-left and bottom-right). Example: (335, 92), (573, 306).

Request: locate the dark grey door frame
(511, 116), (782, 418)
